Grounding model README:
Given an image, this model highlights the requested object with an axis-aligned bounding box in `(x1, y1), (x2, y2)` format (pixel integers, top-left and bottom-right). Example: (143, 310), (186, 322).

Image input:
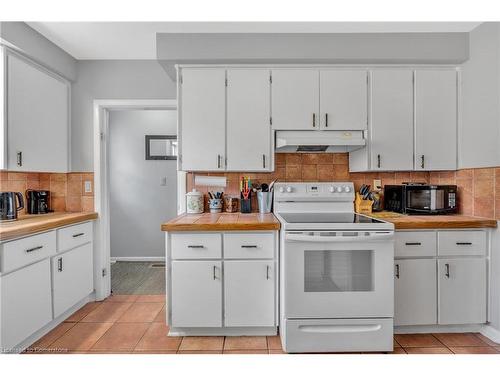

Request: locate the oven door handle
(285, 232), (393, 243)
(298, 324), (382, 333)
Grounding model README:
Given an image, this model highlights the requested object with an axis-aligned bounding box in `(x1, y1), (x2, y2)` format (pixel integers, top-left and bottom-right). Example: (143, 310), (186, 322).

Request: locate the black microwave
(384, 184), (458, 215)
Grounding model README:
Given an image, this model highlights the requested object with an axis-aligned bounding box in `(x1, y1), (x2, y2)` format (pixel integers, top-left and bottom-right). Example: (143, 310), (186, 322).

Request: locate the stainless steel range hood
(275, 130), (366, 153)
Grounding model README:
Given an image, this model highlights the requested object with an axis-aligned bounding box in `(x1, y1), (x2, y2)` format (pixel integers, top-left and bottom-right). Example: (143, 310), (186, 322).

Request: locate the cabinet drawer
(57, 221), (93, 253)
(438, 231), (486, 256)
(171, 233), (222, 259)
(395, 231), (436, 257)
(223, 233), (275, 259)
(1, 231), (56, 273)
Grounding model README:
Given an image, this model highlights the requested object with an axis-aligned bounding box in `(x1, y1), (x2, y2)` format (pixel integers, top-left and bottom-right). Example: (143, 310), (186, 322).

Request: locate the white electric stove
(274, 182), (395, 353)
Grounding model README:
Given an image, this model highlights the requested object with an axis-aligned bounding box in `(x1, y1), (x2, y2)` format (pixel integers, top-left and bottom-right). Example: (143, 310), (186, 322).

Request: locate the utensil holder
(257, 192), (272, 214)
(209, 198), (223, 213)
(240, 196), (252, 213)
(224, 196), (239, 213)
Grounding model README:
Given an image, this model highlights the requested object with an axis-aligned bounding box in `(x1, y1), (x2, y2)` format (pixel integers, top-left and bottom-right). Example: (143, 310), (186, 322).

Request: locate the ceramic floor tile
(395, 334), (444, 348)
(474, 333), (499, 346)
(27, 322), (76, 352)
(223, 350), (269, 354)
(434, 333), (485, 347)
(178, 336), (225, 351)
(135, 323), (181, 351)
(390, 347), (407, 354)
(154, 305), (167, 323)
(90, 322), (150, 351)
(266, 336), (282, 350)
(117, 302), (164, 323)
(449, 346), (499, 354)
(135, 295), (166, 303)
(65, 302), (102, 322)
(105, 295), (139, 303)
(224, 336), (268, 350)
(405, 347), (453, 354)
(269, 349), (287, 354)
(177, 350), (223, 354)
(132, 350), (177, 354)
(49, 322), (113, 351)
(81, 302), (132, 323)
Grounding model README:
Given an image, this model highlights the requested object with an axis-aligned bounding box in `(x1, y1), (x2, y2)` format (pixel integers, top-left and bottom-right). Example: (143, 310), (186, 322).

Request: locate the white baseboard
(111, 257), (165, 262)
(480, 324), (500, 344)
(395, 324), (483, 334)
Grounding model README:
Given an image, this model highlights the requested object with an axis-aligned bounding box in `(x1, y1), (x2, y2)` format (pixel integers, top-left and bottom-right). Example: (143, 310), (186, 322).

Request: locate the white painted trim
(480, 324), (500, 344)
(111, 257), (165, 262)
(93, 99), (177, 301)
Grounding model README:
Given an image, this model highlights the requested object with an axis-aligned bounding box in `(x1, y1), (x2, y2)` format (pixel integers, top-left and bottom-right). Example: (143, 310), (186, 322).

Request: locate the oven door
(284, 231), (394, 319)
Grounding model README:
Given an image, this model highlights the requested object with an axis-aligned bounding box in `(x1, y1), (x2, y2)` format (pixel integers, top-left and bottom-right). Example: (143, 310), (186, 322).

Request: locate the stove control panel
(274, 182), (355, 202)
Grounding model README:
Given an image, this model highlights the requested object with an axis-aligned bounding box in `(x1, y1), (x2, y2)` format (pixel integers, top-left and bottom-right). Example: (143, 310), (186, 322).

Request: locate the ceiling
(27, 22), (482, 60)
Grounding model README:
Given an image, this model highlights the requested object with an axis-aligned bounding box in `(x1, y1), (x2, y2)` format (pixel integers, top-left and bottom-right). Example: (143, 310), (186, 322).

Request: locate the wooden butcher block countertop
(368, 211), (497, 230)
(0, 212), (98, 242)
(162, 213), (281, 231)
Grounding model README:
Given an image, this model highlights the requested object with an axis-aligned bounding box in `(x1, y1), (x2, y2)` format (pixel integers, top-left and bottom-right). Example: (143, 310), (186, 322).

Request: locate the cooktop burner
(279, 212), (386, 224)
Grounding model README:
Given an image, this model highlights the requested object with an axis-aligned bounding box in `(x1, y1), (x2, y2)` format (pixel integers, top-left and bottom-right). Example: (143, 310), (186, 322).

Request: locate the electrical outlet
(84, 180), (92, 193)
(373, 179), (382, 192)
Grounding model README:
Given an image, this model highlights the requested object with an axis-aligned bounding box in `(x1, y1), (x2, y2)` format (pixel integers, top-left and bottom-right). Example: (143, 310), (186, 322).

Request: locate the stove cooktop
(279, 212), (386, 225)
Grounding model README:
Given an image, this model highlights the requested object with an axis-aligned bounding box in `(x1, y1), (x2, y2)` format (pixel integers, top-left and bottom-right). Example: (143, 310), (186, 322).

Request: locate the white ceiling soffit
(27, 22), (481, 60)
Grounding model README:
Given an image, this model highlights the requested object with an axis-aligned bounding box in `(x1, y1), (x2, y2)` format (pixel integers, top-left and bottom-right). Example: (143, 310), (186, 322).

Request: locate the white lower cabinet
(52, 243), (94, 317)
(394, 259), (437, 326)
(224, 261), (275, 327)
(171, 260), (222, 327)
(438, 258), (487, 325)
(0, 259), (53, 349)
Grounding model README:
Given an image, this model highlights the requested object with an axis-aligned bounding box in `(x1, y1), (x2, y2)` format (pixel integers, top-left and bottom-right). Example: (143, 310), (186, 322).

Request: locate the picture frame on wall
(145, 135), (178, 160)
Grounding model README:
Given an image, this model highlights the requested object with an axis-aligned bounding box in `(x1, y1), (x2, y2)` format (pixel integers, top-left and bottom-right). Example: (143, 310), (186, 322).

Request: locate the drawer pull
(25, 245), (43, 253)
(187, 245), (204, 249)
(213, 265), (217, 280)
(58, 257), (63, 272)
(72, 232), (85, 238)
(405, 242), (422, 246)
(456, 242), (472, 246)
(445, 263), (450, 278)
(395, 264), (400, 279)
(266, 265), (270, 280)
(241, 245), (258, 249)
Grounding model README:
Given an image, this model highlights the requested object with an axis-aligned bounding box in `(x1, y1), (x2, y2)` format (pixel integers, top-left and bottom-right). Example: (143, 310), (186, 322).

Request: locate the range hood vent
(275, 130), (366, 153)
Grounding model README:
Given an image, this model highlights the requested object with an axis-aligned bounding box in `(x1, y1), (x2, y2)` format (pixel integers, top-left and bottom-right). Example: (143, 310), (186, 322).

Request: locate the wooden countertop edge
(392, 220), (497, 230)
(161, 223), (281, 231)
(0, 213), (99, 242)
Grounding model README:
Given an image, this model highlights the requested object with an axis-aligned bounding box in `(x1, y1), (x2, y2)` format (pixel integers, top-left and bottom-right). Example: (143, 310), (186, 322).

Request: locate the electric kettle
(0, 192), (24, 221)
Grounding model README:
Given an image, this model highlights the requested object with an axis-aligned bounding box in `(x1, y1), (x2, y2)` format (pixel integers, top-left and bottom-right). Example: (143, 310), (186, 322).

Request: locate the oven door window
(304, 250), (374, 292)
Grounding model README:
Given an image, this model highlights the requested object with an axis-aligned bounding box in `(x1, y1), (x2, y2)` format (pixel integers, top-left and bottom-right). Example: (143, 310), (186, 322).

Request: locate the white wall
(460, 22), (500, 168)
(71, 60), (176, 172)
(109, 109), (177, 259)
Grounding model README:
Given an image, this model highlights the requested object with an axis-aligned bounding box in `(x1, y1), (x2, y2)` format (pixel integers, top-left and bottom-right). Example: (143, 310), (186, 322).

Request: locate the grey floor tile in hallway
(111, 261), (165, 295)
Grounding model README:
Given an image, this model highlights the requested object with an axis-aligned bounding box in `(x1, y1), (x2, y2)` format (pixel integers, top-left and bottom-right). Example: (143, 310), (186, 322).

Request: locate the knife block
(355, 193), (373, 214)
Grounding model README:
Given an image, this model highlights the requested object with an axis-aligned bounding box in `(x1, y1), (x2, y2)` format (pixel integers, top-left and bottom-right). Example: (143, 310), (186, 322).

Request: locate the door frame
(93, 99), (179, 300)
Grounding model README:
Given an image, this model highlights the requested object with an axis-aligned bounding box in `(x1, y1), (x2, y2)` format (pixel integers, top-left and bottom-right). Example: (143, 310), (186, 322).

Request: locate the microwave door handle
(285, 232), (393, 243)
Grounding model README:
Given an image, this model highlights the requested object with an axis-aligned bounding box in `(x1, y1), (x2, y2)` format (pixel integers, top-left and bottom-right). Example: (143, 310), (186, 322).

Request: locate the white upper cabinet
(370, 70), (414, 171)
(319, 70), (368, 130)
(415, 69), (457, 171)
(226, 69), (271, 171)
(5, 50), (69, 172)
(271, 69), (319, 130)
(179, 69), (226, 171)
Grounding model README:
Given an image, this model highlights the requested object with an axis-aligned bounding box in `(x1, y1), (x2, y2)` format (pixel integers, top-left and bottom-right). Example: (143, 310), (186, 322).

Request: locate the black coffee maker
(0, 192), (24, 221)
(26, 190), (51, 214)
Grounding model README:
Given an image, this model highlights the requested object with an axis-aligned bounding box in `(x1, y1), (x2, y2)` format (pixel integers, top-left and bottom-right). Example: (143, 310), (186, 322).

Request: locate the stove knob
(279, 186), (285, 193)
(344, 186), (351, 193)
(336, 186), (343, 193)
(286, 186), (293, 193)
(329, 186), (335, 193)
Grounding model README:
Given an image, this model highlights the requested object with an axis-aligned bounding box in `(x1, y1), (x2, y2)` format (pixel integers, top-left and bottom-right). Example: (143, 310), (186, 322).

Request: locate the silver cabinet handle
(17, 151), (23, 166)
(420, 155), (425, 169)
(217, 155), (221, 168)
(266, 265), (270, 280)
(456, 242), (472, 246)
(405, 242), (422, 246)
(25, 245), (43, 253)
(325, 113), (328, 127)
(312, 113), (316, 128)
(395, 264), (400, 279)
(188, 245), (204, 249)
(262, 154), (266, 169)
(72, 232), (85, 238)
(377, 154), (381, 168)
(445, 263), (450, 278)
(241, 245), (258, 248)
(58, 257), (63, 272)
(213, 265), (217, 280)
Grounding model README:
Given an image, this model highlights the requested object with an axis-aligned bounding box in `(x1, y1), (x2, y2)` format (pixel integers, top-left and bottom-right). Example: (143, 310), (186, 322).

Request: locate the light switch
(84, 180), (92, 193)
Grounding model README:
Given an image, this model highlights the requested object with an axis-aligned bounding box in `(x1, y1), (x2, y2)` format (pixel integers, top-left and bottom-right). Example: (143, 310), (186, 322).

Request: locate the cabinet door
(415, 70), (457, 170)
(180, 69), (226, 171)
(319, 70), (368, 130)
(370, 70), (414, 170)
(52, 243), (94, 317)
(171, 260), (222, 327)
(1, 259), (52, 349)
(7, 52), (69, 172)
(227, 69), (271, 171)
(271, 69), (319, 130)
(438, 258), (486, 324)
(394, 259), (437, 326)
(224, 261), (275, 327)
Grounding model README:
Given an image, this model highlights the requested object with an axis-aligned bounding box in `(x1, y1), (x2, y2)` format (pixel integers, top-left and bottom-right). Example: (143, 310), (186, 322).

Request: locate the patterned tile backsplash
(0, 171), (94, 214)
(188, 153), (500, 220)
